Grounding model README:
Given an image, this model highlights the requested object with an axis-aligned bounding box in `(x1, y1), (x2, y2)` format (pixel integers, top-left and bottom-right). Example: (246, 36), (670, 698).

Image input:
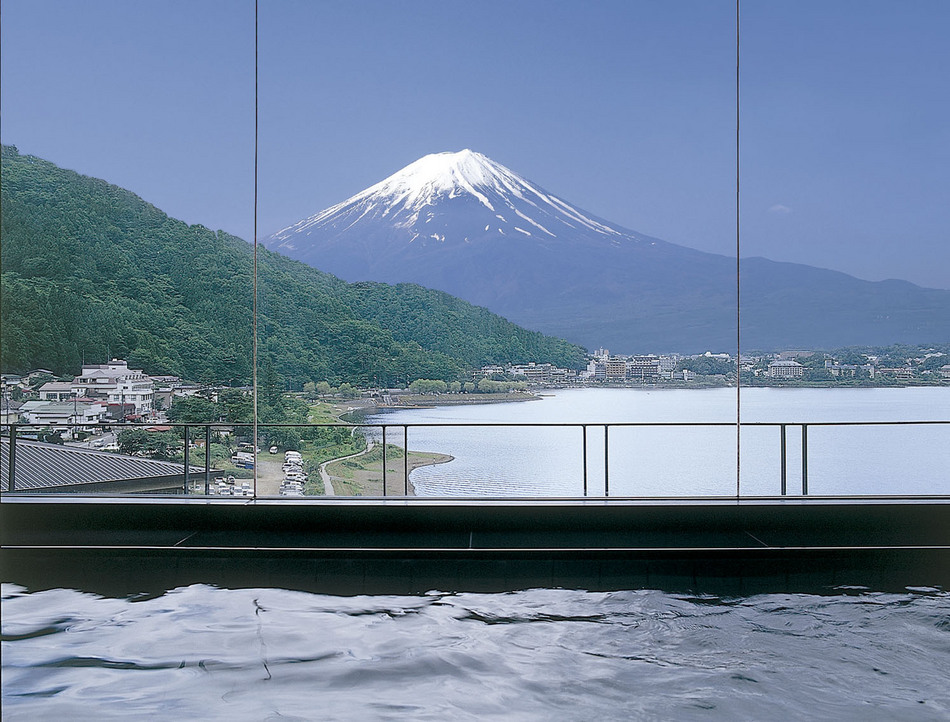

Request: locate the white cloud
(768, 204), (792, 215)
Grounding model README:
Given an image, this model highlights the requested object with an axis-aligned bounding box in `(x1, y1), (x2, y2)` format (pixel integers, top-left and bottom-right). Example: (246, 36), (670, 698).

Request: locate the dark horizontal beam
(2, 496), (948, 595)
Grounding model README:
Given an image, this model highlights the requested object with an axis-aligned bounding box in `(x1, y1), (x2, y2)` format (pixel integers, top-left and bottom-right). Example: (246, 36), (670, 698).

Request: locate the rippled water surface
(3, 584), (949, 720)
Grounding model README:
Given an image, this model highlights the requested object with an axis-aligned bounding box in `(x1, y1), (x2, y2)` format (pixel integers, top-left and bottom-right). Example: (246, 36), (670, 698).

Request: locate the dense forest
(0, 145), (585, 386)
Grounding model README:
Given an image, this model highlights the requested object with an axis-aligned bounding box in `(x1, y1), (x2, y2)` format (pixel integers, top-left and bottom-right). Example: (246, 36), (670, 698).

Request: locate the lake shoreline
(322, 398), (461, 495)
(328, 392), (538, 420)
(357, 386), (950, 497)
(323, 447), (454, 496)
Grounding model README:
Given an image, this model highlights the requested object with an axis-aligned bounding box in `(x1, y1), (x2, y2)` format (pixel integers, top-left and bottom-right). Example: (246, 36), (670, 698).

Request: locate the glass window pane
(1, 1), (254, 495)
(257, 1), (738, 497)
(739, 1), (950, 496)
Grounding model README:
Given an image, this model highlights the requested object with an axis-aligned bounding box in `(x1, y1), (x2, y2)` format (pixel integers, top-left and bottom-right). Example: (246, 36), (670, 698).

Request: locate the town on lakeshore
(2, 351), (948, 498)
(3, 344), (948, 433)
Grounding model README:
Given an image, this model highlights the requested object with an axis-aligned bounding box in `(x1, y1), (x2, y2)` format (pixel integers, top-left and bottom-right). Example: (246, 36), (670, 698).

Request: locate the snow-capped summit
(264, 149), (626, 254)
(366, 149), (512, 209)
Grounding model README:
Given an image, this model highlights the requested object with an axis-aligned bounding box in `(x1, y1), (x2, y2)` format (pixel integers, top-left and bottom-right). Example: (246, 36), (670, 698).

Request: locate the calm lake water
(3, 583), (949, 720)
(365, 387), (950, 497)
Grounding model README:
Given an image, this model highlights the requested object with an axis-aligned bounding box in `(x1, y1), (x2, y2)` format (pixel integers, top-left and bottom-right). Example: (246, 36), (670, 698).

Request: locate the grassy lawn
(307, 401), (341, 424)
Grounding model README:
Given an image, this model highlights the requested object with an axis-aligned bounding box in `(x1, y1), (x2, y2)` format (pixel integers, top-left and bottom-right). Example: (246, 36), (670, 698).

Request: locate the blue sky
(1, 0), (947, 289)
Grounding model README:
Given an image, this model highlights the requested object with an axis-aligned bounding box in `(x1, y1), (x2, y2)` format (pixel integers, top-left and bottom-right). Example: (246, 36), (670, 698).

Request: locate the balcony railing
(2, 421), (948, 498)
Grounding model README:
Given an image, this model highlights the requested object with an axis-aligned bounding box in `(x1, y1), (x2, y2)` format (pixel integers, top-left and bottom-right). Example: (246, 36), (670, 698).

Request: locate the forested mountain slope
(0, 146), (585, 385)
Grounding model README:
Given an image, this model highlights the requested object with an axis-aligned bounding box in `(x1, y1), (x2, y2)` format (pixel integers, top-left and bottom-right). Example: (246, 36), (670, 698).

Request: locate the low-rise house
(879, 367), (916, 380)
(21, 400), (107, 433)
(824, 362), (876, 378)
(1, 401), (24, 424)
(1, 374), (28, 393)
(38, 381), (75, 402)
(1, 438), (203, 493)
(23, 369), (56, 385)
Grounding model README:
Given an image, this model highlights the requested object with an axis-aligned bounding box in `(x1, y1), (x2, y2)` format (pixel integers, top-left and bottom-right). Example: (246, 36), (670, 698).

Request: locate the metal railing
(2, 420), (947, 497)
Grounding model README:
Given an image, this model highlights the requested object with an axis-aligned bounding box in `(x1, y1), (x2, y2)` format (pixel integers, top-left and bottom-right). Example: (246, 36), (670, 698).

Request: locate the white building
(768, 360), (805, 379)
(657, 356), (677, 374)
(508, 363), (554, 384)
(22, 400), (107, 430)
(72, 359), (154, 413)
(626, 357), (660, 381)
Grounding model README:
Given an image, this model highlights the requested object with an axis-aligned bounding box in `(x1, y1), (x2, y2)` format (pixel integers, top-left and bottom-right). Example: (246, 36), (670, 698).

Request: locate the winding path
(318, 440), (375, 497)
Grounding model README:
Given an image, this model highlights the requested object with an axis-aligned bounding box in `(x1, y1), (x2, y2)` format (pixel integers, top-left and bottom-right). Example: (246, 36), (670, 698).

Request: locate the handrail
(2, 420), (948, 498)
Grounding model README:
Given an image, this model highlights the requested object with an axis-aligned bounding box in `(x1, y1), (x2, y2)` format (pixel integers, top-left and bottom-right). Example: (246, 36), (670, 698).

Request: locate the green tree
(117, 428), (152, 455)
(409, 379), (448, 394)
(676, 357), (734, 376)
(219, 389), (253, 424)
(336, 382), (359, 399)
(167, 395), (219, 424)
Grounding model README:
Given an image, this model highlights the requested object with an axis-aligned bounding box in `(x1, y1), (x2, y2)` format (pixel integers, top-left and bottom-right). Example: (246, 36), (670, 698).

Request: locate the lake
(363, 387), (950, 497)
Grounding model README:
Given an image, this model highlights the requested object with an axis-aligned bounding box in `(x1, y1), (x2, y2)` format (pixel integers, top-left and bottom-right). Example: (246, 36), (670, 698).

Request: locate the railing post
(382, 426), (387, 497)
(403, 425), (409, 496)
(582, 425), (588, 497)
(604, 424), (610, 498)
(780, 424), (787, 496)
(7, 426), (16, 492)
(801, 424), (808, 496)
(204, 425), (211, 495)
(183, 425), (190, 494)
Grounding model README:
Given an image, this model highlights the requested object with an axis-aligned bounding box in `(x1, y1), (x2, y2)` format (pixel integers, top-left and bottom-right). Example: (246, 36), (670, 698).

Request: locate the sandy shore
(311, 398), (456, 496)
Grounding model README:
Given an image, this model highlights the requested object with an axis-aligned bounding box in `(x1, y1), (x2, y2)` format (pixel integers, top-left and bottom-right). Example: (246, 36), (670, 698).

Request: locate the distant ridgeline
(0, 145), (585, 386)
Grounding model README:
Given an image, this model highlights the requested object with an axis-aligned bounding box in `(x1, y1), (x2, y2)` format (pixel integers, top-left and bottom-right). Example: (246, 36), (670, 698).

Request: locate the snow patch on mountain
(266, 149), (625, 245)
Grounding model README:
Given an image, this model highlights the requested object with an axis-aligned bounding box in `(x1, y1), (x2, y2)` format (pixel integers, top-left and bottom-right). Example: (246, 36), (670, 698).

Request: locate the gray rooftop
(1, 438), (201, 492)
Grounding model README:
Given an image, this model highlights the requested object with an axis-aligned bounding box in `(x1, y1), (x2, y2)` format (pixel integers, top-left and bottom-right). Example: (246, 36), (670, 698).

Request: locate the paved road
(255, 457), (284, 495)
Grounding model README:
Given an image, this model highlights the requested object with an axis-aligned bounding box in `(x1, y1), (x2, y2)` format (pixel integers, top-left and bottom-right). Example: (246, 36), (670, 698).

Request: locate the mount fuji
(263, 150), (950, 352)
